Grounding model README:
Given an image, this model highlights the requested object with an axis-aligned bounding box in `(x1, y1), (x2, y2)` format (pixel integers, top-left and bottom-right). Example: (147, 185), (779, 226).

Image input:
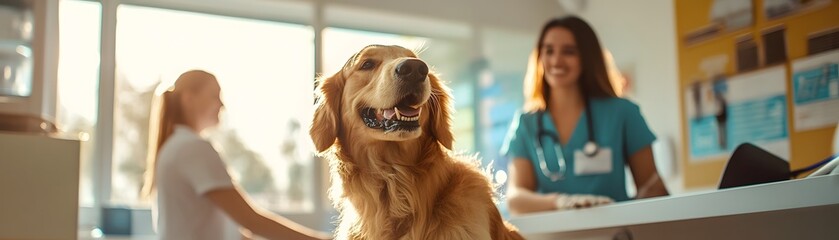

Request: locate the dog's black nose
(395, 59), (428, 83)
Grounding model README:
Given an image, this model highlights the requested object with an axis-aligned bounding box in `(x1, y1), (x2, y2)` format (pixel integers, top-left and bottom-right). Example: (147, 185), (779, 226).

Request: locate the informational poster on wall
(790, 49), (839, 132)
(685, 66), (791, 162)
(684, 77), (729, 161)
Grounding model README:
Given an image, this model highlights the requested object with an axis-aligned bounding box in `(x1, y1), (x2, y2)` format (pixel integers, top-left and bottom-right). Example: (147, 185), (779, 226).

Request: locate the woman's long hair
(141, 70), (217, 198)
(523, 16), (617, 112)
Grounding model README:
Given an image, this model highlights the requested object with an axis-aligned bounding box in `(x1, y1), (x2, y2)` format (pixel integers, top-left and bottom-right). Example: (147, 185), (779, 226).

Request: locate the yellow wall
(675, 0), (839, 188)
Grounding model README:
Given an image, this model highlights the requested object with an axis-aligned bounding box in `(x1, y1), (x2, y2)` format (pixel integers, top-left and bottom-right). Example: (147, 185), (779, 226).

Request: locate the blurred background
(1, 0), (837, 239)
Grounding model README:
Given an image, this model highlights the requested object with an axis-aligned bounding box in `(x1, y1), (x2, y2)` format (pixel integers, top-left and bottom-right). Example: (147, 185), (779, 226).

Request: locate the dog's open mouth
(360, 95), (423, 132)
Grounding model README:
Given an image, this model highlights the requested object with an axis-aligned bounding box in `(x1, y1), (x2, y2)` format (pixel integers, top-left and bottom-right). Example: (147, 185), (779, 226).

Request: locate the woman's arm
(627, 146), (669, 199)
(506, 158), (560, 215)
(205, 187), (332, 240)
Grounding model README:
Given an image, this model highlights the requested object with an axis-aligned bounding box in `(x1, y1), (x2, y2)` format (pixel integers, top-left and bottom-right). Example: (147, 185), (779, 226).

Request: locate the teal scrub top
(500, 97), (656, 202)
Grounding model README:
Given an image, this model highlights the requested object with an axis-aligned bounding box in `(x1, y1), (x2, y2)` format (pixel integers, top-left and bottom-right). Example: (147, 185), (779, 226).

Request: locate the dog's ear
(428, 73), (454, 150)
(310, 72), (344, 153)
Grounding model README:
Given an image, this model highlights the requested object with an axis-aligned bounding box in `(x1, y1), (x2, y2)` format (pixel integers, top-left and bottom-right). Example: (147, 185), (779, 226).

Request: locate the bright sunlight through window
(57, 0), (101, 207)
(112, 5), (316, 212)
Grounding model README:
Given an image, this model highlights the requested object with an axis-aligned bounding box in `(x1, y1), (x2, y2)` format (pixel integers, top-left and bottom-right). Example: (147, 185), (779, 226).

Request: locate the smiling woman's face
(540, 27), (581, 89)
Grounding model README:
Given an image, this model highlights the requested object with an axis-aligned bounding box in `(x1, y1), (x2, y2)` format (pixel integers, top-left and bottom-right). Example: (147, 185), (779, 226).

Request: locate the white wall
(322, 0), (561, 34)
(317, 0), (563, 66)
(569, 1), (683, 191)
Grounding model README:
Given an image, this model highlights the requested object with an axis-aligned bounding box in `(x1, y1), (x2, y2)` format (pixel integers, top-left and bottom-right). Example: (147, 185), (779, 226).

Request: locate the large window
(57, 0), (101, 206)
(111, 5), (316, 212)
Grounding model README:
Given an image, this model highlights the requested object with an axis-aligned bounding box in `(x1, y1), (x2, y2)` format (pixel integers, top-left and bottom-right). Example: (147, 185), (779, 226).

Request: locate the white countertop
(509, 174), (839, 235)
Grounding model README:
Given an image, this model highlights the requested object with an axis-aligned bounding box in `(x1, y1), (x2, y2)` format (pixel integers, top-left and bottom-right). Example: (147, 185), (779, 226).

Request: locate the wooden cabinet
(0, 132), (80, 240)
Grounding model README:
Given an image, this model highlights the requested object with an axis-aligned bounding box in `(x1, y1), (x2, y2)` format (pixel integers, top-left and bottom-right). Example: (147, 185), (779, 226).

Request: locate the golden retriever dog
(310, 45), (524, 240)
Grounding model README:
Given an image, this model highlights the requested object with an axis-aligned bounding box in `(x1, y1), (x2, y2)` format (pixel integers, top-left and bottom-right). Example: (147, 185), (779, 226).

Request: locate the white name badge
(574, 147), (613, 176)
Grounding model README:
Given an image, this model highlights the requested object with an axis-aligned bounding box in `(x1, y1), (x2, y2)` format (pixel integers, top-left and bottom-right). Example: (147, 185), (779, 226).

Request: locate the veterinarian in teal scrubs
(502, 16), (669, 215)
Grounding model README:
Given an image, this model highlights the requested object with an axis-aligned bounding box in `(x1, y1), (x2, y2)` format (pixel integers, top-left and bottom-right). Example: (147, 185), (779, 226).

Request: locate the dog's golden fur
(310, 45), (523, 240)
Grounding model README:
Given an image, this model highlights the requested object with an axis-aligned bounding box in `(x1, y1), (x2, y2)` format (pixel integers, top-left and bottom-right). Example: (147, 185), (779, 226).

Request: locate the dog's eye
(359, 60), (376, 70)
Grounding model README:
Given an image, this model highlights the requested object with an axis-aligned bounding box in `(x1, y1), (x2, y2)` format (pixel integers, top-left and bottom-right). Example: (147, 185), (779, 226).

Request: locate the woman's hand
(508, 158), (565, 215)
(553, 193), (614, 210)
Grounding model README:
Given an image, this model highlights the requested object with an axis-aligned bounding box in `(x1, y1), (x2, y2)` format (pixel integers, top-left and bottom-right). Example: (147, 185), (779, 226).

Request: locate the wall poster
(685, 66), (791, 162)
(791, 49), (839, 132)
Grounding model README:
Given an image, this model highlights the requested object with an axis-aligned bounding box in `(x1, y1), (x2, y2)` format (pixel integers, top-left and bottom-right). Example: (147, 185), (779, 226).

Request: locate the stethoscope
(534, 99), (599, 182)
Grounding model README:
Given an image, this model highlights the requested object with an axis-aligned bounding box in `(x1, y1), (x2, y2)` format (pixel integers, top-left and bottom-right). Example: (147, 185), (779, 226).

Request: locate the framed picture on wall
(684, 66), (792, 162)
(683, 0), (753, 45)
(735, 34), (759, 72)
(764, 0), (832, 20)
(790, 49), (839, 132)
(807, 26), (839, 55)
(762, 25), (789, 66)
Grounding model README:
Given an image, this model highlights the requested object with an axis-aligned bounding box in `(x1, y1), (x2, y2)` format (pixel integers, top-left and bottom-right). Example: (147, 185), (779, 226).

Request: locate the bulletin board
(675, 0), (839, 188)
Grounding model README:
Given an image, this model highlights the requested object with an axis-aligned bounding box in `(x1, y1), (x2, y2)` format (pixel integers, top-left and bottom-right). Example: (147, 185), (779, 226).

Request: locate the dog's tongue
(383, 109), (396, 120)
(396, 106), (420, 117)
(382, 106), (420, 120)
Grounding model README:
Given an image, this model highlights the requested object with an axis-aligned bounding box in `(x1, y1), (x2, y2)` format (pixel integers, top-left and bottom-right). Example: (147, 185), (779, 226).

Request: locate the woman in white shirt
(141, 70), (331, 240)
